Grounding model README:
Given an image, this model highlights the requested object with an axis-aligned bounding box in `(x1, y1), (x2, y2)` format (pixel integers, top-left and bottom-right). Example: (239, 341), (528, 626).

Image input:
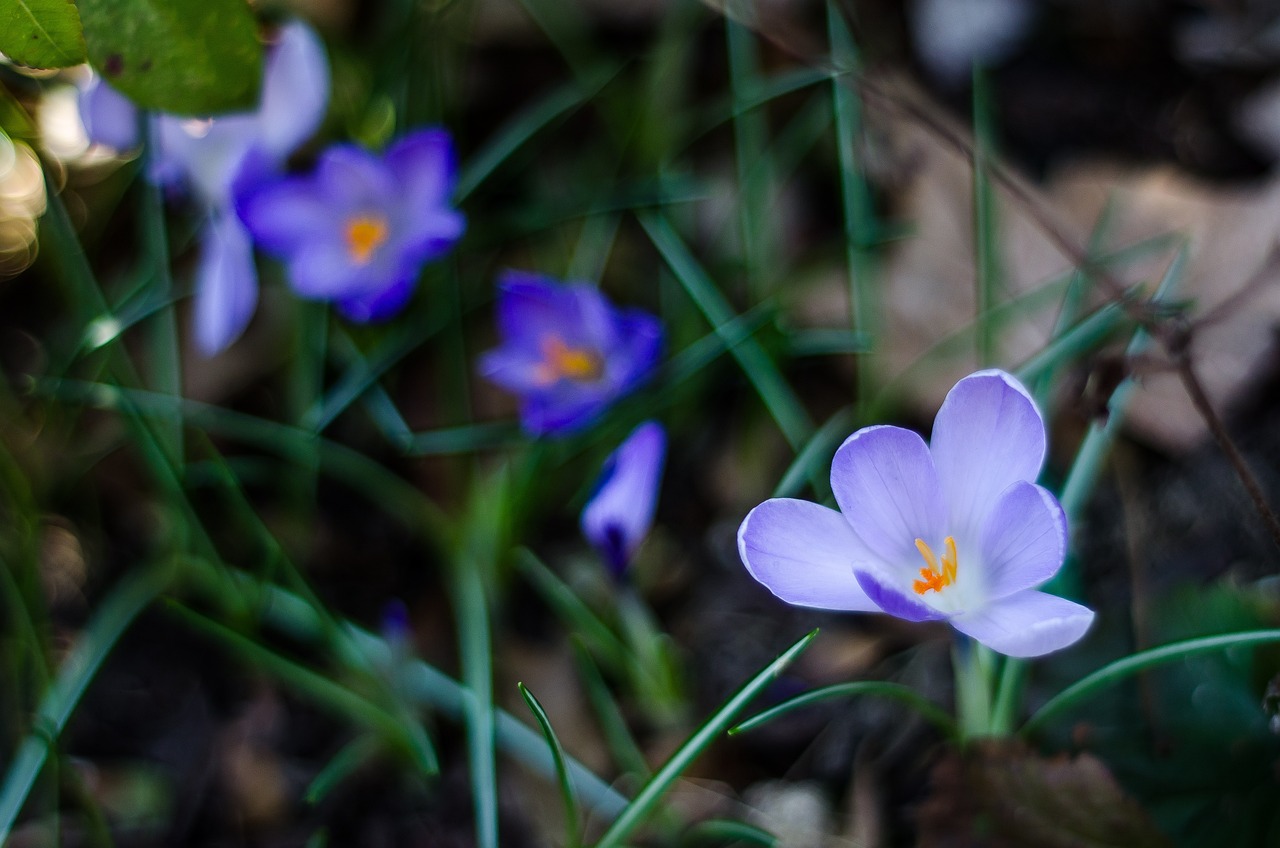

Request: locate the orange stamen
(533, 336), (603, 385)
(912, 536), (958, 595)
(344, 215), (389, 265)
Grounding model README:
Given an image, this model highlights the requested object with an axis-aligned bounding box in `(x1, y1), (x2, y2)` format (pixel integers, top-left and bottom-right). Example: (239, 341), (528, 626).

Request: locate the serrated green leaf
(78, 0), (262, 115)
(0, 0), (85, 67)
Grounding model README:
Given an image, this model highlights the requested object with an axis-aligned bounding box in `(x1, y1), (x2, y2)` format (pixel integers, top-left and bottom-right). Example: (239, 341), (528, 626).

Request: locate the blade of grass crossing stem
(167, 602), (439, 774)
(727, 2), (776, 299)
(242, 575), (630, 819)
(456, 67), (616, 200)
(991, 242), (1190, 734)
(972, 66), (1000, 367)
(1021, 629), (1280, 737)
(771, 405), (856, 500)
(730, 681), (958, 741)
(637, 212), (813, 452)
(570, 639), (650, 781)
(592, 630), (818, 848)
(305, 735), (381, 805)
(0, 565), (168, 843)
(519, 683), (581, 848)
(516, 549), (631, 672)
(828, 3), (880, 418)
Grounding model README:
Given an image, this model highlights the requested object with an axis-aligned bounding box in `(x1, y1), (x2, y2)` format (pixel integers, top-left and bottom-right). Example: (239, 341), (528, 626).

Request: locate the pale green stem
(953, 637), (995, 741)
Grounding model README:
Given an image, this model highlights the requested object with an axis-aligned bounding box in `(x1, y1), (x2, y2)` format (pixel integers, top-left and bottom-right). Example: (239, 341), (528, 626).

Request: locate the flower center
(344, 215), (390, 265)
(913, 536), (958, 595)
(534, 335), (603, 385)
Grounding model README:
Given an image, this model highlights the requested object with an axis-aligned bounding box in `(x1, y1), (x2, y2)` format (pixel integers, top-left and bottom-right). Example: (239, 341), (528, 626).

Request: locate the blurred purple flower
(478, 271), (663, 436)
(77, 21), (329, 356)
(582, 421), (666, 577)
(237, 129), (465, 321)
(738, 369), (1094, 658)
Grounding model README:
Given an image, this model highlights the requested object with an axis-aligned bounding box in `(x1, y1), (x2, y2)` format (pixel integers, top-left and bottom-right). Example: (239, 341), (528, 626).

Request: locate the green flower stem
(953, 638), (995, 741)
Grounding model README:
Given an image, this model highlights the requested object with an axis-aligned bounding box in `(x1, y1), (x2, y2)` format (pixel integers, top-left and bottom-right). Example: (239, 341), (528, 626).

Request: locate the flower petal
(853, 567), (946, 621)
(831, 425), (945, 565)
(286, 241), (369, 298)
(237, 174), (334, 257)
(979, 481), (1067, 600)
(334, 274), (415, 323)
(739, 499), (880, 611)
(256, 21), (329, 158)
(193, 215), (258, 356)
(931, 369), (1046, 540)
(78, 78), (140, 151)
(315, 144), (395, 207)
(582, 421), (666, 576)
(950, 590), (1094, 657)
(388, 128), (459, 211)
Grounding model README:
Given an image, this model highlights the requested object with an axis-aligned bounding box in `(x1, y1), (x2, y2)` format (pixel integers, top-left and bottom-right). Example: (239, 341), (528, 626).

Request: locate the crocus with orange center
(737, 370), (1094, 658)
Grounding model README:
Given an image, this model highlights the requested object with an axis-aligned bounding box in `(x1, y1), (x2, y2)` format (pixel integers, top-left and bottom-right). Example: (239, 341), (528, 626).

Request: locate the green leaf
(78, 0), (262, 115)
(0, 0), (85, 68)
(519, 683), (581, 848)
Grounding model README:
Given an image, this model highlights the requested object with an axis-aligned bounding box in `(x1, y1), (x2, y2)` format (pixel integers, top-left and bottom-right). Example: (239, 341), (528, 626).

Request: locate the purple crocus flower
(477, 271), (663, 436)
(582, 421), (667, 577)
(738, 370), (1094, 658)
(77, 21), (329, 355)
(237, 129), (465, 321)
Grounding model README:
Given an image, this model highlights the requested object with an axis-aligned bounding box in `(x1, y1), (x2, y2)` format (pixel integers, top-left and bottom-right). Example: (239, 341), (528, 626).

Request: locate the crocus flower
(478, 271), (663, 436)
(738, 369), (1094, 658)
(237, 129), (465, 321)
(77, 21), (329, 355)
(582, 421), (667, 578)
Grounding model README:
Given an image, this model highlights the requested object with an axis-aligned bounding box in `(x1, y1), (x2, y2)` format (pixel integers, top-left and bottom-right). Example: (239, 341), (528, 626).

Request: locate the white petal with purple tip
(738, 499), (880, 612)
(950, 590), (1094, 657)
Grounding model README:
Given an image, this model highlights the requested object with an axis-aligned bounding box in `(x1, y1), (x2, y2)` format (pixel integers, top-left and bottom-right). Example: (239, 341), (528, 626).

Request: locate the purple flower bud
(582, 421), (666, 577)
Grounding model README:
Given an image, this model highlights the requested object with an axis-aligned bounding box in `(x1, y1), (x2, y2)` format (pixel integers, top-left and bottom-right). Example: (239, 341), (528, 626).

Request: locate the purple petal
(315, 145), (396, 207)
(286, 241), (370, 298)
(520, 388), (610, 436)
(334, 274), (415, 323)
(153, 113), (259, 207)
(607, 308), (664, 393)
(831, 425), (946, 566)
(738, 499), (880, 611)
(78, 78), (140, 151)
(476, 346), (550, 393)
(256, 21), (329, 158)
(581, 421), (667, 576)
(238, 174), (334, 257)
(979, 481), (1067, 600)
(193, 215), (258, 356)
(401, 208), (466, 265)
(951, 590), (1094, 657)
(388, 128), (459, 211)
(853, 568), (946, 621)
(931, 370), (1046, 541)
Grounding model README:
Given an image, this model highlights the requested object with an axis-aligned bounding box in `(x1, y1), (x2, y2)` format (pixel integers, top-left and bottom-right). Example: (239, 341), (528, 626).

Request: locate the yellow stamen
(912, 536), (958, 595)
(344, 215), (389, 265)
(533, 336), (603, 385)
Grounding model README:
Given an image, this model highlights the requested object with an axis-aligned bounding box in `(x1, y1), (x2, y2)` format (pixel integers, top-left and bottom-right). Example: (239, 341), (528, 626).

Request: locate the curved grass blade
(729, 680), (957, 741)
(771, 405), (856, 500)
(592, 630), (818, 848)
(1020, 629), (1280, 738)
(519, 683), (581, 848)
(0, 565), (168, 843)
(683, 818), (778, 846)
(304, 735), (380, 805)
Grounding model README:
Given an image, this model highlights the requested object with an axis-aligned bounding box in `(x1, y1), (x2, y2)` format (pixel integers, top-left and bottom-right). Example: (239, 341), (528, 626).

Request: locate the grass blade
(729, 680), (957, 741)
(1020, 629), (1280, 737)
(519, 683), (581, 848)
(592, 629), (818, 848)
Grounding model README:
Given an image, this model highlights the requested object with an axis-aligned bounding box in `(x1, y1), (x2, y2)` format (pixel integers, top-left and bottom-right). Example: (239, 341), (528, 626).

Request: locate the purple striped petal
(950, 590), (1094, 657)
(979, 481), (1067, 600)
(931, 370), (1046, 541)
(853, 567), (946, 621)
(739, 500), (880, 611)
(831, 425), (945, 566)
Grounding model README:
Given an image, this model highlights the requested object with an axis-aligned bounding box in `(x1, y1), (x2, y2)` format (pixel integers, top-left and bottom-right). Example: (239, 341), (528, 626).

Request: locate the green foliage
(77, 0), (261, 114)
(0, 0), (85, 68)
